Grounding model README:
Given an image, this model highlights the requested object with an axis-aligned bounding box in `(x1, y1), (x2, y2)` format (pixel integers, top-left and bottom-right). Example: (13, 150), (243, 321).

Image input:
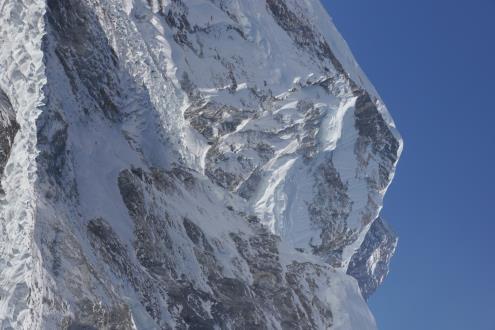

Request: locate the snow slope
(0, 0), (402, 328)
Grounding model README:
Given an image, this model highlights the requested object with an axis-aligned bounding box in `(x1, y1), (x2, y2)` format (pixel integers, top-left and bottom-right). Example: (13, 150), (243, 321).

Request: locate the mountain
(0, 0), (402, 329)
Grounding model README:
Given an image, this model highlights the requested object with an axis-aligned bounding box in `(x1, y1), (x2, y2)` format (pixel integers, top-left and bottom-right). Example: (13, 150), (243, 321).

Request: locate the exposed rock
(113, 166), (347, 328)
(347, 217), (398, 299)
(0, 88), (19, 194)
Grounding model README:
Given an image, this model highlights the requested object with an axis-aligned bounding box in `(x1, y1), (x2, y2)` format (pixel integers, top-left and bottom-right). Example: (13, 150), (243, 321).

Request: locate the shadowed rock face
(114, 167), (337, 329)
(65, 299), (134, 330)
(0, 89), (19, 195)
(354, 92), (401, 191)
(266, 0), (345, 73)
(347, 217), (398, 299)
(308, 158), (355, 267)
(46, 0), (122, 121)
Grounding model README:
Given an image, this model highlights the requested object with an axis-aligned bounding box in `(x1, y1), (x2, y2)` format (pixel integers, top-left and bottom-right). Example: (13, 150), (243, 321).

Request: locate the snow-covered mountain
(0, 0), (402, 328)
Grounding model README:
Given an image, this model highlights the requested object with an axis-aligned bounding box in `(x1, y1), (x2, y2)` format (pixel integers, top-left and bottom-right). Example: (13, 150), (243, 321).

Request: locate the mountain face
(0, 0), (402, 329)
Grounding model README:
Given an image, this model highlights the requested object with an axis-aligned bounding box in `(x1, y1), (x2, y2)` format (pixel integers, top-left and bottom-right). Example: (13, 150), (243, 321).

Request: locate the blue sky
(321, 0), (495, 329)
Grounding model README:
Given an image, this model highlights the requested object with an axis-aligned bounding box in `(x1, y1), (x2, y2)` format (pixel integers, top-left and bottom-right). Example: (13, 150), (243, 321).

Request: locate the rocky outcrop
(113, 166), (344, 329)
(347, 217), (398, 299)
(0, 88), (19, 194)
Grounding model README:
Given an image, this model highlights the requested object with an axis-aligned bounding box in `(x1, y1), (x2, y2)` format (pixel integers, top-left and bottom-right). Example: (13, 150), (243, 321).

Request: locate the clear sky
(321, 0), (495, 329)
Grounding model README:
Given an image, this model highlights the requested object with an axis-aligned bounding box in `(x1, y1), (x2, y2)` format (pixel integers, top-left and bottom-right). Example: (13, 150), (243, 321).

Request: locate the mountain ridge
(0, 0), (402, 328)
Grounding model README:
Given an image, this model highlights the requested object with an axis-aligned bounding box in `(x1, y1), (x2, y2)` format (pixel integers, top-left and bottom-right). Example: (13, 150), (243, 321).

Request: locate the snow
(0, 0), (46, 328)
(0, 0), (402, 328)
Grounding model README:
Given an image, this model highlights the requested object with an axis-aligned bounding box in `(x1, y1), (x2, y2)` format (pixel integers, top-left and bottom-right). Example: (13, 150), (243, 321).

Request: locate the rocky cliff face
(0, 89), (19, 195)
(347, 217), (398, 300)
(0, 0), (402, 329)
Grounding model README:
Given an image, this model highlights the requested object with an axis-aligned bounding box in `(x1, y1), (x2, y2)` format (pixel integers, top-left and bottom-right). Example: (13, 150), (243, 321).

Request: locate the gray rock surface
(347, 217), (398, 299)
(0, 88), (19, 194)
